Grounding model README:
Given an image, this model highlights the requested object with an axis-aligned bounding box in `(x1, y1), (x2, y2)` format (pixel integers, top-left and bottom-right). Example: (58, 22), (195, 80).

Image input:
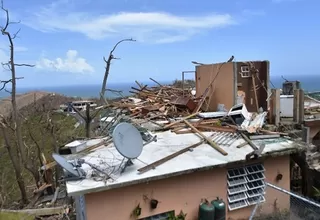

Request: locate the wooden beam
(251, 73), (259, 112)
(183, 119), (228, 155)
(163, 112), (199, 129)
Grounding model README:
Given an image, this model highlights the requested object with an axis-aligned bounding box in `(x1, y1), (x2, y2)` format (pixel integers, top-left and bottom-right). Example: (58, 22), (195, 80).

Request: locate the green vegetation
(172, 79), (195, 89)
(0, 111), (85, 207)
(0, 211), (35, 220)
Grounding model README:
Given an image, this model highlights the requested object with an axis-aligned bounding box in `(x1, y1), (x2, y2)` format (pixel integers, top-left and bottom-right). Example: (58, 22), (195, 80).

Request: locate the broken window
(227, 163), (266, 211)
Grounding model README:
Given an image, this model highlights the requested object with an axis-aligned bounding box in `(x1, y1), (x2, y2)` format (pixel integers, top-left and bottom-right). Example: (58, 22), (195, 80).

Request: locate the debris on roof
(47, 75), (318, 197)
(65, 130), (303, 196)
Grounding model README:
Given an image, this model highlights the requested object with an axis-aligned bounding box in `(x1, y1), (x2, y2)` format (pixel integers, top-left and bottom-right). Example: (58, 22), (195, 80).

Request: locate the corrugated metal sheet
(211, 132), (241, 146)
(241, 112), (267, 133)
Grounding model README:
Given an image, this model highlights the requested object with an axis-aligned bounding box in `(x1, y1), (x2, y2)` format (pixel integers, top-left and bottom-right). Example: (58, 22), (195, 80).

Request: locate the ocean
(0, 75), (319, 99)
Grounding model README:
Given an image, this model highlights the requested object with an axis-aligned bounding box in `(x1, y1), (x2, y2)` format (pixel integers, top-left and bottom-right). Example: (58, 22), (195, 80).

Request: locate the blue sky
(0, 0), (319, 88)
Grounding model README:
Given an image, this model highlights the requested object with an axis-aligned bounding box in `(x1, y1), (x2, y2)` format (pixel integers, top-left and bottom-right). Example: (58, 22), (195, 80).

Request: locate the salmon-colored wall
(195, 63), (235, 111)
(85, 155), (290, 220)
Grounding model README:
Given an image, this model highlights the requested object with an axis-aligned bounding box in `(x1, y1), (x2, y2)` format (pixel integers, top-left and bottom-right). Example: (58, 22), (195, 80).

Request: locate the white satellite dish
(52, 153), (113, 181)
(112, 122), (144, 173)
(112, 122), (143, 159)
(52, 153), (86, 181)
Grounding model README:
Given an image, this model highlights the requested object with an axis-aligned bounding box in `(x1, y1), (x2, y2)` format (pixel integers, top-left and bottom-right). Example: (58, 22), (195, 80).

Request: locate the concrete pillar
(270, 89), (280, 126)
(293, 89), (304, 124)
(302, 126), (310, 144)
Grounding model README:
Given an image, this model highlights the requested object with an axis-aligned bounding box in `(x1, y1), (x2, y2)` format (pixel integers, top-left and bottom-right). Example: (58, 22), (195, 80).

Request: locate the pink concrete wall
(85, 155), (290, 220)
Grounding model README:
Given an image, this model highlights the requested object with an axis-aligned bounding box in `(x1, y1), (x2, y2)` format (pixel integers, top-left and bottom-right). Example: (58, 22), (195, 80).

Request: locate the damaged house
(46, 60), (320, 220)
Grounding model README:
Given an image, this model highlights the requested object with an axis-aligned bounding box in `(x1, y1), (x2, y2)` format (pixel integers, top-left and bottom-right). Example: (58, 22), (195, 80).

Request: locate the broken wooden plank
(183, 119), (228, 156)
(238, 132), (258, 151)
(164, 112), (199, 129)
(251, 73), (259, 112)
(174, 129), (195, 134)
(51, 186), (60, 205)
(33, 184), (52, 194)
(193, 87), (209, 113)
(149, 77), (163, 87)
(236, 141), (248, 148)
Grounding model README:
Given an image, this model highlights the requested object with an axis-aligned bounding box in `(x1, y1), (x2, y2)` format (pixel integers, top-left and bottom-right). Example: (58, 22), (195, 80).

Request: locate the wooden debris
(183, 119), (228, 156)
(51, 187), (60, 205)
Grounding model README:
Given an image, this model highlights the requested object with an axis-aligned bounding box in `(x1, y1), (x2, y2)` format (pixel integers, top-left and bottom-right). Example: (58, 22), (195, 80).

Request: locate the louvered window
(142, 211), (175, 220)
(227, 163), (266, 211)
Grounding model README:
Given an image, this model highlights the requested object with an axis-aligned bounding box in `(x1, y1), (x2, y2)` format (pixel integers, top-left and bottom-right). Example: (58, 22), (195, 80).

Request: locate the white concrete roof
(66, 131), (303, 196)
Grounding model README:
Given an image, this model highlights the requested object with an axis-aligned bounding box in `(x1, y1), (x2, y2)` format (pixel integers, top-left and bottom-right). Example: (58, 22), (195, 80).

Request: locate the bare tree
(100, 38), (136, 103)
(68, 103), (102, 138)
(0, 0), (35, 205)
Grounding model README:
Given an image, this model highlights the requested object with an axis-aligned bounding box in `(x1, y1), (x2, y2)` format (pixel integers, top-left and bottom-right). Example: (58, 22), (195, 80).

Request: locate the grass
(0, 211), (35, 220)
(0, 111), (85, 207)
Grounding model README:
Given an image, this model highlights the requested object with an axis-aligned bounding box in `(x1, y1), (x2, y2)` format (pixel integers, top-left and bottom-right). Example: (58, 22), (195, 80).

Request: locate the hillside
(0, 92), (86, 208)
(0, 91), (51, 117)
(0, 91), (83, 117)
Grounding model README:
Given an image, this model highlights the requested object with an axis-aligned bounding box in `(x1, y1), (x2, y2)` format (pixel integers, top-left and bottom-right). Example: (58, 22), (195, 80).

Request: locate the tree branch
(0, 77), (24, 91)
(15, 63), (35, 67)
(100, 38), (136, 103)
(0, 0), (33, 204)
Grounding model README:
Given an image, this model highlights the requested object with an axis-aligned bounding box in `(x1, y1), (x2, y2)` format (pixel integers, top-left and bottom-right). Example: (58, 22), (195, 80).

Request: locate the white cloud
(36, 50), (94, 74)
(23, 3), (235, 43)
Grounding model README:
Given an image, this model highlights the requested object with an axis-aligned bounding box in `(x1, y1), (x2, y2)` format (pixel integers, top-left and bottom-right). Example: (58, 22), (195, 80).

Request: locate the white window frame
(227, 163), (266, 211)
(141, 210), (175, 220)
(240, 65), (252, 78)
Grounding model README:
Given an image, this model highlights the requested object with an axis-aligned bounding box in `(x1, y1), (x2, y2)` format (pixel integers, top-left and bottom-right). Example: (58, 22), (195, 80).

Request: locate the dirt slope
(0, 91), (51, 116)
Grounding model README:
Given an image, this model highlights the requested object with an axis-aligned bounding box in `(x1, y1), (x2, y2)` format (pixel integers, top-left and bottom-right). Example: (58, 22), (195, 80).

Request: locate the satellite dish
(52, 153), (113, 181)
(112, 122), (143, 159)
(52, 153), (86, 181)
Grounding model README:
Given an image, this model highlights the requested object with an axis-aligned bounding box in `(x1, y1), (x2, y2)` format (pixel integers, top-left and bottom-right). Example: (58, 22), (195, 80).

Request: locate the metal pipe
(249, 186), (267, 220)
(266, 182), (320, 208)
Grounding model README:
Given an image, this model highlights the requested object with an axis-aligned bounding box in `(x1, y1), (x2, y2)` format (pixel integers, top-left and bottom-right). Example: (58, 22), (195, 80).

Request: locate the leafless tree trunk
(69, 103), (102, 138)
(0, 0), (35, 205)
(100, 38), (136, 103)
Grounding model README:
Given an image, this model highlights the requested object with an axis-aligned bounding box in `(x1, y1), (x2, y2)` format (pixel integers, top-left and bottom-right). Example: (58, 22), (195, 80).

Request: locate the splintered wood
(110, 82), (198, 119)
(109, 82), (237, 137)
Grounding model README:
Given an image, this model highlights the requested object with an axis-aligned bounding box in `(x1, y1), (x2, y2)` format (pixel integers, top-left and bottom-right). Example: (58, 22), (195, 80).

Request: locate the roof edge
(67, 147), (302, 197)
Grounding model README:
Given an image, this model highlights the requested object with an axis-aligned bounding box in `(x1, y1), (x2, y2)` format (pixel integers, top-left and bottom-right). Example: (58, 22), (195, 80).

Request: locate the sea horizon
(1, 75), (320, 99)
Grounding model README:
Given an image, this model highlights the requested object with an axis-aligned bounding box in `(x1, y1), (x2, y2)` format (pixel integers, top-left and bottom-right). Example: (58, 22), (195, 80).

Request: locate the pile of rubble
(110, 83), (198, 119)
(97, 81), (297, 161)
